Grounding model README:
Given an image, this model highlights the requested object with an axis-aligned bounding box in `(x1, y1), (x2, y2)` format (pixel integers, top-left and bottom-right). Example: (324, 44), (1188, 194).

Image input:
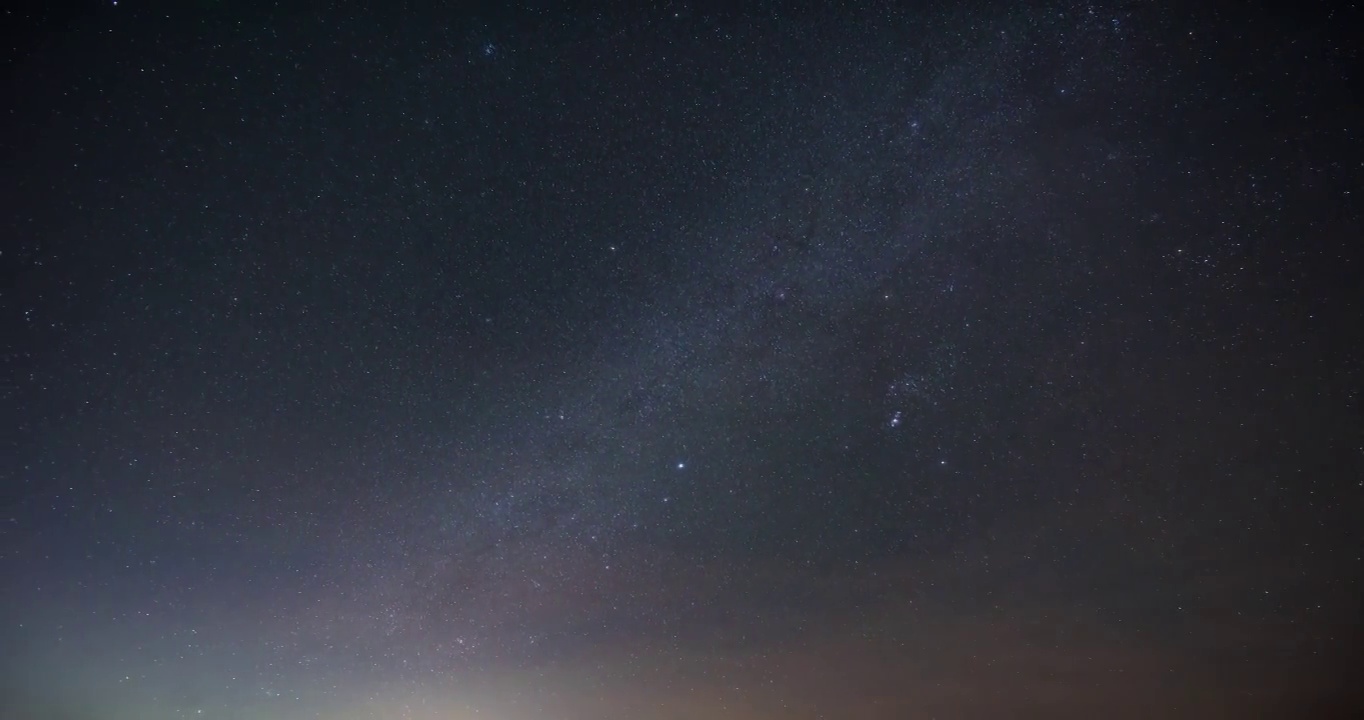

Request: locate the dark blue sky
(4, 1), (1362, 718)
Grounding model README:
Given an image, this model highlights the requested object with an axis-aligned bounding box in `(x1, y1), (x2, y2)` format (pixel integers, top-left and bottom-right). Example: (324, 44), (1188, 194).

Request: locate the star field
(4, 1), (1362, 718)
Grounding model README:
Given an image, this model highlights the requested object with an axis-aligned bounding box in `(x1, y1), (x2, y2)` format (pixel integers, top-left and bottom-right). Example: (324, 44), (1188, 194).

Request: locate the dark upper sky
(4, 1), (1362, 718)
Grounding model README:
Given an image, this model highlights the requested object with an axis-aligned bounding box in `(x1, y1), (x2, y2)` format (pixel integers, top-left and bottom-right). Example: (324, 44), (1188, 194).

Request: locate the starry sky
(4, 1), (1363, 718)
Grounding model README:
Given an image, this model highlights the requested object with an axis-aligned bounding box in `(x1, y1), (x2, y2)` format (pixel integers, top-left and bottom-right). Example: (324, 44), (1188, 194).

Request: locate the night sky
(4, 1), (1363, 718)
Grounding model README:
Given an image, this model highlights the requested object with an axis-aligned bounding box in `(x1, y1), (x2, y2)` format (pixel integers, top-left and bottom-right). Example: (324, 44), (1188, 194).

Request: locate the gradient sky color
(5, 1), (1362, 718)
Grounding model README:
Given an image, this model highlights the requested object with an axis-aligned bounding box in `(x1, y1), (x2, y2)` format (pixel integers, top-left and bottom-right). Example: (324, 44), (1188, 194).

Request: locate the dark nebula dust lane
(4, 1), (1362, 718)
